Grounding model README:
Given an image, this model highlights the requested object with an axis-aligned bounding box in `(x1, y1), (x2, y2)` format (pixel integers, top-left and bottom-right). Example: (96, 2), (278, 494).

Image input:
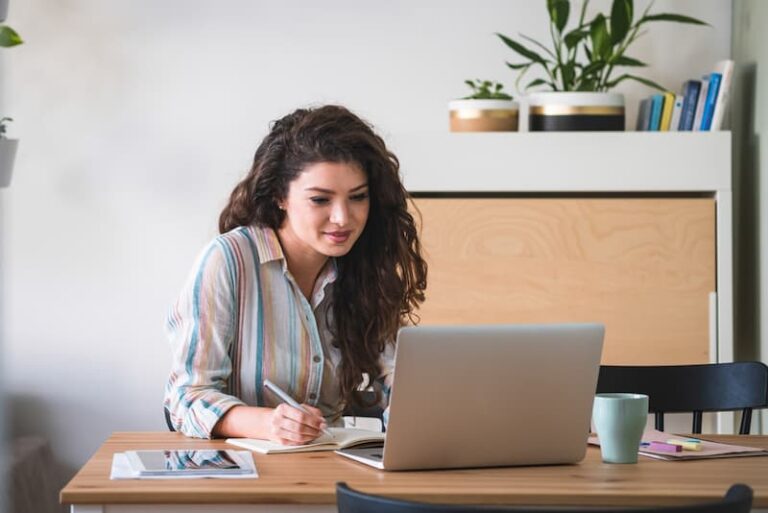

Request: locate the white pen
(263, 379), (334, 439)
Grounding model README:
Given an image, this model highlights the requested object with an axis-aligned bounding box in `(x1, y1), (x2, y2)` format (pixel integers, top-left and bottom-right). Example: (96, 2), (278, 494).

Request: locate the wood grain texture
(412, 198), (716, 364)
(61, 432), (768, 507)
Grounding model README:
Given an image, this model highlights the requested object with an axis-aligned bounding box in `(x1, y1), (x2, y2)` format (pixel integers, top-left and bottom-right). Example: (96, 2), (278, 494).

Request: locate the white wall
(1, 0), (731, 475)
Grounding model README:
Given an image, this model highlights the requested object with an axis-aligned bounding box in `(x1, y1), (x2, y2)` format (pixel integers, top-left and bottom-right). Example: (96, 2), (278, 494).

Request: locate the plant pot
(0, 138), (18, 188)
(449, 99), (519, 132)
(528, 92), (625, 131)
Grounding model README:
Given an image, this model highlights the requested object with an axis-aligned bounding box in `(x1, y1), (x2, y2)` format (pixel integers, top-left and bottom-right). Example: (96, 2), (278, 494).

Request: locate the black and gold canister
(528, 92), (625, 131)
(449, 100), (519, 132)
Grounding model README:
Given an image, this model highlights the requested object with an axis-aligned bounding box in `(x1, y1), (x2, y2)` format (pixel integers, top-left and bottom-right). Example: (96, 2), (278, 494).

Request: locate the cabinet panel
(413, 198), (716, 365)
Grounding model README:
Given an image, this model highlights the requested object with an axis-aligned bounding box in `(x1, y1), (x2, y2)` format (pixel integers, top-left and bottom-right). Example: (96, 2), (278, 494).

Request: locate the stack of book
(636, 60), (733, 131)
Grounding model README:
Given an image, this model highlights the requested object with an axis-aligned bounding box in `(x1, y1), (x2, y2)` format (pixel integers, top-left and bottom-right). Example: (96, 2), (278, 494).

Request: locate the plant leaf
(506, 61), (530, 70)
(564, 28), (589, 50)
(606, 73), (666, 91)
(0, 26), (23, 47)
(526, 77), (556, 90)
(609, 0), (633, 44)
(589, 14), (611, 60)
(496, 33), (550, 65)
(638, 13), (709, 26)
(519, 33), (557, 60)
(612, 55), (646, 66)
(547, 0), (571, 33)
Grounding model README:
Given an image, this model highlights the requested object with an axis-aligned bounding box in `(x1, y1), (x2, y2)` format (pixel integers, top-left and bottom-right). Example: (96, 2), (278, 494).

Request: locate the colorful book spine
(692, 76), (710, 132)
(710, 59), (734, 130)
(649, 94), (664, 131)
(659, 92), (675, 131)
(636, 98), (652, 131)
(700, 72), (722, 130)
(669, 95), (684, 132)
(679, 80), (701, 131)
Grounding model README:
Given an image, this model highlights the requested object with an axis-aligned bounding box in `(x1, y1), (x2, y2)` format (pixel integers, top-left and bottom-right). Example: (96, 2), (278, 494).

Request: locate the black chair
(336, 482), (752, 513)
(596, 362), (768, 434)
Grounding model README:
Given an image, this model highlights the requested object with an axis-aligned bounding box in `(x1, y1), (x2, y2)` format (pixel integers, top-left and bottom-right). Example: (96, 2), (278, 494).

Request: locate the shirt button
(313, 355), (321, 363)
(309, 393), (317, 400)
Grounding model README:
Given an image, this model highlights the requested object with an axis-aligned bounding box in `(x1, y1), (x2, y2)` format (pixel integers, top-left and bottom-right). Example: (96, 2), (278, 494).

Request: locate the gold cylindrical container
(449, 100), (519, 132)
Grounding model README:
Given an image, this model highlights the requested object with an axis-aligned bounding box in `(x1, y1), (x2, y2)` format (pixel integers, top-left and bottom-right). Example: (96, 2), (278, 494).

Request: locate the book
(635, 98), (651, 131)
(668, 94), (683, 132)
(226, 427), (385, 454)
(648, 94), (664, 131)
(700, 72), (722, 130)
(709, 59), (734, 130)
(692, 76), (710, 131)
(679, 80), (701, 130)
(659, 92), (675, 131)
(588, 429), (768, 462)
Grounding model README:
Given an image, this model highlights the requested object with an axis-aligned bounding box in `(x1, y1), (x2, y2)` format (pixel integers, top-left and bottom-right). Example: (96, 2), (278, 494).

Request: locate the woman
(164, 105), (427, 444)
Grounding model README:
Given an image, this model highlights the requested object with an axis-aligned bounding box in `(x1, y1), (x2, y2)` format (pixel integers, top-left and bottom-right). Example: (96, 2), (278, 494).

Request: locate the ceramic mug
(593, 393), (648, 464)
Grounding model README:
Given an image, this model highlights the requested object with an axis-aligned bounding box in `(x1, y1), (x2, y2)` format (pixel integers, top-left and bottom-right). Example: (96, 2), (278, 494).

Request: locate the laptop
(336, 323), (604, 470)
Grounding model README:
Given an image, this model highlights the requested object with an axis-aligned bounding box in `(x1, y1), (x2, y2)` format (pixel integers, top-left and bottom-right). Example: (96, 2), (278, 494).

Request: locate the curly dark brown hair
(219, 105), (427, 406)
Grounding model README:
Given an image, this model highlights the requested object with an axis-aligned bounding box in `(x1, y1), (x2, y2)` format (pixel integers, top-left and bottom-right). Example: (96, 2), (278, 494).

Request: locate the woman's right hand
(212, 404), (328, 445)
(267, 403), (328, 445)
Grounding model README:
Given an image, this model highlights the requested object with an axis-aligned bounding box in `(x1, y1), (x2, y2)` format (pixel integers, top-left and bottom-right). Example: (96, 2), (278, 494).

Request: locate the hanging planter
(0, 117), (18, 188)
(528, 91), (624, 131)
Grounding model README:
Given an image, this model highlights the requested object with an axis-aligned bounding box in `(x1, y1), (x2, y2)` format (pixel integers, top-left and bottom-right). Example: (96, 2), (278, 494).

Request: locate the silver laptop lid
(381, 323), (604, 470)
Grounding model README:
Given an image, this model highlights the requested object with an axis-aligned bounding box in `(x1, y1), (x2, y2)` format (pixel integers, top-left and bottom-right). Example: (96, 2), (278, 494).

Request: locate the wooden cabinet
(412, 197), (716, 364)
(391, 131), (732, 365)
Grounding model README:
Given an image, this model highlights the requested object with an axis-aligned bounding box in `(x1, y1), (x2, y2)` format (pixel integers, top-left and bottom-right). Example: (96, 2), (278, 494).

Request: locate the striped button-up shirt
(164, 224), (394, 439)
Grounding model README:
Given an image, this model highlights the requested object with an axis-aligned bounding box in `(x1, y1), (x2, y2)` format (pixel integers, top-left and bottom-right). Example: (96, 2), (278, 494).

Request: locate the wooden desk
(62, 432), (768, 513)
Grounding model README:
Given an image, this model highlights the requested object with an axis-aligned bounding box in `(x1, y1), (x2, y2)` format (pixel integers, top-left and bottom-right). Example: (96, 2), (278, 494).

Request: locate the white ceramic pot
(527, 92), (625, 131)
(0, 138), (18, 187)
(449, 99), (519, 132)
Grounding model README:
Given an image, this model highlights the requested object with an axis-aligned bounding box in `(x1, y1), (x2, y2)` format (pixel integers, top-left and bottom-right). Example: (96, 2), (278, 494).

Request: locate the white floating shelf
(388, 131), (731, 193)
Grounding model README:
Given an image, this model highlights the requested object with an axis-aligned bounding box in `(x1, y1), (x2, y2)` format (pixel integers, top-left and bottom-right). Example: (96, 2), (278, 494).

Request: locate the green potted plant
(449, 79), (519, 132)
(1, 0), (22, 188)
(498, 0), (707, 131)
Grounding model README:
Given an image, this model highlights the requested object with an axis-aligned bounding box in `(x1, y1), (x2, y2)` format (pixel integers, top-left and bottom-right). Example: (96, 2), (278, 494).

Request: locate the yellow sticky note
(666, 439), (702, 451)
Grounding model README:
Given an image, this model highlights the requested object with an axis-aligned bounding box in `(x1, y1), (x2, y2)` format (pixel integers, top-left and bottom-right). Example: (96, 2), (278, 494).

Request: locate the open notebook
(226, 427), (384, 454)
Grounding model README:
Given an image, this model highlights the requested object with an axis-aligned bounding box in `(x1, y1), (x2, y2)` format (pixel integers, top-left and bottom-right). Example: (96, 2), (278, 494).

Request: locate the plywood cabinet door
(412, 198), (716, 365)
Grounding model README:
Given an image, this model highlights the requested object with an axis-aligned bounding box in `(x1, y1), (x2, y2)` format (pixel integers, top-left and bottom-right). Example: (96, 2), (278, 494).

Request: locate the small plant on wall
(0, 23), (22, 47)
(1, 0), (22, 187)
(497, 0), (707, 93)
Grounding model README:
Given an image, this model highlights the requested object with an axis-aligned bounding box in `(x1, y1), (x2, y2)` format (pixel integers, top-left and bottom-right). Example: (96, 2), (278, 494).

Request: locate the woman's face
(278, 161), (370, 261)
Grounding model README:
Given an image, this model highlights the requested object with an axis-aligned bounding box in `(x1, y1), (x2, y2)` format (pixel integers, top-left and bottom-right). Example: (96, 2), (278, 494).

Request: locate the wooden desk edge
(61, 433), (768, 507)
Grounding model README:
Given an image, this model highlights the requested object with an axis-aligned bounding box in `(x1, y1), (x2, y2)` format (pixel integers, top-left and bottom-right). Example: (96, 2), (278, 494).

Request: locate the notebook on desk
(336, 323), (604, 471)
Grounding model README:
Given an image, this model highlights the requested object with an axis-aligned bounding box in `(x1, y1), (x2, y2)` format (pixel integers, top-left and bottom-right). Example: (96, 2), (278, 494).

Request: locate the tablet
(125, 449), (255, 476)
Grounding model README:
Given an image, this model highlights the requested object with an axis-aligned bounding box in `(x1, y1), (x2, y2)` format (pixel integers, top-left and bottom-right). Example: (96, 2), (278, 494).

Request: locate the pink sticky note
(648, 441), (682, 453)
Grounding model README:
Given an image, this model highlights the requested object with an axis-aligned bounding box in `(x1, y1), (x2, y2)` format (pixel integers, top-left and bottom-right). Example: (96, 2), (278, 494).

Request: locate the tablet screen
(134, 450), (244, 472)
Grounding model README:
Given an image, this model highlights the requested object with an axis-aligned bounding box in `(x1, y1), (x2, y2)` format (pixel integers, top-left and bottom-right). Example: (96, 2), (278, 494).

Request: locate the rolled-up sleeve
(163, 240), (246, 438)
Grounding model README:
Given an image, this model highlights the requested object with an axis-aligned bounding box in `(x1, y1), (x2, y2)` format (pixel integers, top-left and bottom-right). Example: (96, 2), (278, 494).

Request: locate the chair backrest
(335, 482), (753, 513)
(596, 362), (768, 434)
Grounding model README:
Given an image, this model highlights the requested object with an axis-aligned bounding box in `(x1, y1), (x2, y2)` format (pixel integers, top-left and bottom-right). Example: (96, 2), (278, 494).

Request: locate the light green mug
(593, 393), (649, 464)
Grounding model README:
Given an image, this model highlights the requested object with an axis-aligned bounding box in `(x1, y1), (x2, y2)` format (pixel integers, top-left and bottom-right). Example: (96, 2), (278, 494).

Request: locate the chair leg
(740, 408), (753, 435)
(692, 411), (702, 434)
(655, 412), (664, 431)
